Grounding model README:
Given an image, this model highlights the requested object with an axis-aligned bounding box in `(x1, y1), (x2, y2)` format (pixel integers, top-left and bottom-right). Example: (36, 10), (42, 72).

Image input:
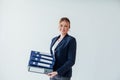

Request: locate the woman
(47, 17), (77, 80)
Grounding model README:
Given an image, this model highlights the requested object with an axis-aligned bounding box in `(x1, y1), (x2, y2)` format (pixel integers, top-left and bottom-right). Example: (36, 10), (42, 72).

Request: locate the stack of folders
(28, 50), (55, 74)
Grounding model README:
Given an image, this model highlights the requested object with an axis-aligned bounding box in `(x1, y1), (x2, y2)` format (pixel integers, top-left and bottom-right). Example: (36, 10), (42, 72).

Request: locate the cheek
(59, 27), (62, 31)
(65, 27), (69, 31)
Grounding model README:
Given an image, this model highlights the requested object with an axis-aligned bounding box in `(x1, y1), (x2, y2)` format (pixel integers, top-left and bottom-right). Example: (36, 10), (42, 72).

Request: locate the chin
(62, 33), (67, 35)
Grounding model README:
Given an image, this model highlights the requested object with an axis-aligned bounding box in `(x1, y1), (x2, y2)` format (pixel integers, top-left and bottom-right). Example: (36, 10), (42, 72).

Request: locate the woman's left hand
(47, 71), (58, 78)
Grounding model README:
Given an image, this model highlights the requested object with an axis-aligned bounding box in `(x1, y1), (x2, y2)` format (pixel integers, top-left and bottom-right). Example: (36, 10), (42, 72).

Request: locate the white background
(0, 0), (120, 80)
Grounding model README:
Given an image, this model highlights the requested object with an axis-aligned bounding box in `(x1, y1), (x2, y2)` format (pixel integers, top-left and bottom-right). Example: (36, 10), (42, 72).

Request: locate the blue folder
(28, 50), (55, 74)
(30, 56), (53, 64)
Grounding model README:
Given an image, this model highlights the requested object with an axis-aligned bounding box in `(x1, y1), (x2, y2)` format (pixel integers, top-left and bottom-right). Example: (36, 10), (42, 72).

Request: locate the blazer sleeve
(56, 37), (77, 75)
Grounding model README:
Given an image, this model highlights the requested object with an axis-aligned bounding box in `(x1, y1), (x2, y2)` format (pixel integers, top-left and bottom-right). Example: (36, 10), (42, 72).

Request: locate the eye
(64, 25), (67, 27)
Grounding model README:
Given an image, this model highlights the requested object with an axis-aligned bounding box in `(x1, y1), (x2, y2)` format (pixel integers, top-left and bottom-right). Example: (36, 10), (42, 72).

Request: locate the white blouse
(52, 38), (63, 56)
(52, 40), (59, 56)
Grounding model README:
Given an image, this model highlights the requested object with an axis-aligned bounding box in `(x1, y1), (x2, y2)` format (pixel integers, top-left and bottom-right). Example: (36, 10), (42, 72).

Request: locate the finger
(50, 74), (56, 78)
(47, 73), (52, 76)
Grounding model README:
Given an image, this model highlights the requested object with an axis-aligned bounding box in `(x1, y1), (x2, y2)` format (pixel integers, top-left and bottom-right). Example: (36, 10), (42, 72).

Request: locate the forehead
(59, 20), (70, 24)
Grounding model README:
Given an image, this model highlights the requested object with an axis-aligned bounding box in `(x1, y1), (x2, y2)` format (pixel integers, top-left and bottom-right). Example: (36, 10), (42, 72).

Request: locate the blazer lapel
(51, 35), (60, 48)
(55, 34), (68, 51)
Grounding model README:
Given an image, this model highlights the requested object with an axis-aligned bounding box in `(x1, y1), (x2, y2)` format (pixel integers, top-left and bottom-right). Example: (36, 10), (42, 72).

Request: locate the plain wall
(0, 0), (120, 80)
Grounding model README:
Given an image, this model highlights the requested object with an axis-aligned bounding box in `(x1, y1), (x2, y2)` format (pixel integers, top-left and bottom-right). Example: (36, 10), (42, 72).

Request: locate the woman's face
(59, 21), (70, 35)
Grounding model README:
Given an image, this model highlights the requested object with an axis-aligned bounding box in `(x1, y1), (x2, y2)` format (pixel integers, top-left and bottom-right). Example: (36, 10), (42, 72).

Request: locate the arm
(57, 38), (77, 75)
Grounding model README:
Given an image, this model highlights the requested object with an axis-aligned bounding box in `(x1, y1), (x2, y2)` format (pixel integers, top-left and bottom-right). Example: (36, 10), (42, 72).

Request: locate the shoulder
(51, 35), (59, 42)
(66, 34), (76, 41)
(67, 35), (77, 46)
(61, 34), (76, 45)
(51, 34), (76, 42)
(52, 35), (58, 40)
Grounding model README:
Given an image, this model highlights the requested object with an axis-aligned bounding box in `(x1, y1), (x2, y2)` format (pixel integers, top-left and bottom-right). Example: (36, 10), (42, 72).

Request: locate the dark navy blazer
(50, 34), (77, 78)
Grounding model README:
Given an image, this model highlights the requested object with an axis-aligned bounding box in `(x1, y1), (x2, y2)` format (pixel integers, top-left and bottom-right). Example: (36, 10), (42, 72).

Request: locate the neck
(60, 33), (67, 38)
